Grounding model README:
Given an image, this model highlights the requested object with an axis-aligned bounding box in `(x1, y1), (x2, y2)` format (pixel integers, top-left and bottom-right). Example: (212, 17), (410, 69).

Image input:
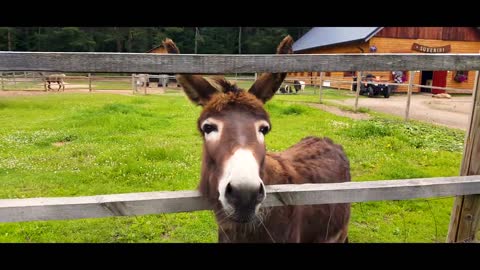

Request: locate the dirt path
(328, 94), (472, 130)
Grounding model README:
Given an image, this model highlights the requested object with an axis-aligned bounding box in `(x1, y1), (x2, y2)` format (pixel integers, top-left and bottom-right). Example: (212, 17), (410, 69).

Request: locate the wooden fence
(1, 176), (479, 223)
(0, 51), (479, 242)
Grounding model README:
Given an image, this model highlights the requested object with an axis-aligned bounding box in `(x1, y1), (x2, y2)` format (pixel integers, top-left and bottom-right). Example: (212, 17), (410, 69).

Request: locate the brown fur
(203, 90), (265, 115)
(163, 36), (351, 243)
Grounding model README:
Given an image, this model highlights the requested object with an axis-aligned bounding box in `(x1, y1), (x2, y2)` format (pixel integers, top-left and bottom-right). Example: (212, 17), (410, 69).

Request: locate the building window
(344, 71), (355, 77)
(391, 70), (409, 83)
(453, 71), (468, 83)
(325, 72), (331, 77)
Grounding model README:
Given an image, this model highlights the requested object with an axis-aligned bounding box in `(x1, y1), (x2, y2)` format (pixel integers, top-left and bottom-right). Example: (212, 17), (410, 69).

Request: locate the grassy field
(0, 89), (465, 243)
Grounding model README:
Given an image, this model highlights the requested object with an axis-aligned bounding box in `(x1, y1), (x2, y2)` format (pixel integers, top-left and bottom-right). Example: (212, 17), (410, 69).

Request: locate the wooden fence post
(43, 74), (48, 91)
(319, 72), (325, 103)
(447, 71), (480, 243)
(131, 74), (136, 94)
(473, 71), (479, 93)
(354, 71), (362, 112)
(404, 71), (415, 121)
(88, 73), (92, 92)
(144, 74), (149, 95)
(162, 75), (168, 88)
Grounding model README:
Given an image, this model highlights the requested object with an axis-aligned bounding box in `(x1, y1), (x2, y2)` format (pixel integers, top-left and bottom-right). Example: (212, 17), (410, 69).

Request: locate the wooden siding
(376, 27), (480, 41)
(370, 37), (480, 91)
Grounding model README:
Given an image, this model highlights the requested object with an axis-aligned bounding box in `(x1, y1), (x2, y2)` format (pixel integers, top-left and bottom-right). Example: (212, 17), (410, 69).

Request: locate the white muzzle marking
(218, 148), (264, 210)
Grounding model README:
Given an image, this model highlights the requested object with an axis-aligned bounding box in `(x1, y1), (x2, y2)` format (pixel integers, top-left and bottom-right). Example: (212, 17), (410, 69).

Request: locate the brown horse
(163, 36), (351, 243)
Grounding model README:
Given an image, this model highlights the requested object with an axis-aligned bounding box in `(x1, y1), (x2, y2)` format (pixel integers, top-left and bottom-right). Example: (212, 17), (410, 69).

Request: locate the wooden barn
(289, 27), (480, 94)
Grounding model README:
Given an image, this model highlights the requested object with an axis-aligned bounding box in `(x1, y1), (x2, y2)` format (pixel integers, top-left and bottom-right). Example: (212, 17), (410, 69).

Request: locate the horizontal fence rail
(1, 175), (480, 223)
(1, 52), (480, 73)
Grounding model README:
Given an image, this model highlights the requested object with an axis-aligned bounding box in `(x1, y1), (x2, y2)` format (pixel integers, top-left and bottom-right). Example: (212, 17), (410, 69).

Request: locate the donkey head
(163, 36), (293, 224)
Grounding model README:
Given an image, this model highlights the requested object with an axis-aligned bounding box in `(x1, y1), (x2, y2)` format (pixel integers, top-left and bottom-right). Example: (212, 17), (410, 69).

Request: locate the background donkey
(163, 36), (351, 243)
(41, 72), (66, 91)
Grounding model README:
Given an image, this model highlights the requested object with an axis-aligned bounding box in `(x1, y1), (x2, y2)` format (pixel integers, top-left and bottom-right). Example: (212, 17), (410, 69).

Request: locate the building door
(420, 71), (433, 93)
(432, 71), (447, 94)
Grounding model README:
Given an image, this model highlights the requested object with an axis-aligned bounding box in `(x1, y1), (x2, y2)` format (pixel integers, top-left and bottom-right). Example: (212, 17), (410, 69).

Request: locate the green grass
(0, 91), (464, 242)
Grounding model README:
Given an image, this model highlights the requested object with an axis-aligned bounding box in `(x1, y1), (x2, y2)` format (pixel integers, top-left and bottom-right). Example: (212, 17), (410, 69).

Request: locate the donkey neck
(262, 152), (300, 185)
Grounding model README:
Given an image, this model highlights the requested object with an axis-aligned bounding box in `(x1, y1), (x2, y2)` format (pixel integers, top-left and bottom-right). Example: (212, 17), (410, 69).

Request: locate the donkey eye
(202, 124), (218, 134)
(259, 126), (270, 135)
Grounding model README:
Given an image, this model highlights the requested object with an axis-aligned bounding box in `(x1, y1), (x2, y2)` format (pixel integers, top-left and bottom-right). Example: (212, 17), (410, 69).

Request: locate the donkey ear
(248, 35), (294, 103)
(162, 38), (220, 106)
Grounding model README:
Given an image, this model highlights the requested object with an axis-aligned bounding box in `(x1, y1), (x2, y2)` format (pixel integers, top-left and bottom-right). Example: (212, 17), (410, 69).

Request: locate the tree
(0, 27), (16, 51)
(0, 27), (312, 53)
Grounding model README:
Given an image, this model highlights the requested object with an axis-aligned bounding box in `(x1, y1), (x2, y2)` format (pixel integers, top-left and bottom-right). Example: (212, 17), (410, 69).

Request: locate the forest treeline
(0, 27), (311, 53)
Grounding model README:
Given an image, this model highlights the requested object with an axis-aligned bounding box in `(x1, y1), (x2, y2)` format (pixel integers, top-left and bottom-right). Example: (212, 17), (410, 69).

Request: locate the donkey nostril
(226, 182), (233, 195)
(257, 184), (266, 202)
(258, 184), (265, 195)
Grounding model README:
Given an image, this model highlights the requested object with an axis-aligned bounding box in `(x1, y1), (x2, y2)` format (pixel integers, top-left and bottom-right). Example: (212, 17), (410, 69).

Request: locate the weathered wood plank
(1, 52), (480, 73)
(0, 190), (210, 223)
(1, 176), (480, 223)
(319, 71), (325, 103)
(88, 73), (92, 92)
(447, 71), (480, 243)
(264, 175), (480, 207)
(354, 71), (362, 112)
(405, 71), (415, 121)
(131, 74), (136, 94)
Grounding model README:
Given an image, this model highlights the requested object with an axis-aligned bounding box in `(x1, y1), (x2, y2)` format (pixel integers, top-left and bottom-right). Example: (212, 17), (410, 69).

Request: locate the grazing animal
(163, 36), (351, 243)
(432, 93), (452, 99)
(137, 74), (150, 88)
(293, 80), (305, 93)
(279, 84), (293, 94)
(285, 84), (292, 93)
(42, 73), (66, 91)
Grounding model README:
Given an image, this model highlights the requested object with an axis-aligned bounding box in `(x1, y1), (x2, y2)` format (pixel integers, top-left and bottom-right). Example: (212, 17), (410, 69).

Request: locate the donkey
(42, 73), (66, 91)
(163, 36), (351, 243)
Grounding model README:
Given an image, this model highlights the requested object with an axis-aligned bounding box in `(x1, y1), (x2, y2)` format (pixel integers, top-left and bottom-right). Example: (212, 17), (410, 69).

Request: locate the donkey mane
(205, 76), (241, 93)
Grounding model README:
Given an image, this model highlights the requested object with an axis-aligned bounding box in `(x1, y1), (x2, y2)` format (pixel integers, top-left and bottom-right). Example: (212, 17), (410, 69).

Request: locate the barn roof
(292, 27), (383, 52)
